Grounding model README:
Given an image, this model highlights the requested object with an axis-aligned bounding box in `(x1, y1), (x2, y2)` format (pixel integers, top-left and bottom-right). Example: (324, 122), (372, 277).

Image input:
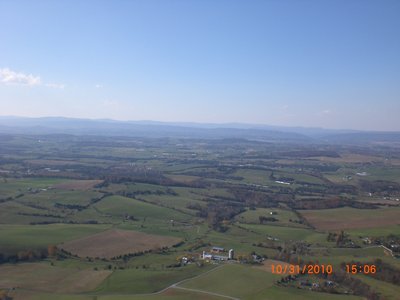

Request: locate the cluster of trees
(326, 269), (380, 299)
(206, 202), (245, 232)
(54, 202), (87, 211)
(370, 235), (400, 253)
(112, 248), (160, 262)
(230, 188), (279, 207)
(187, 198), (245, 231)
(53, 193), (111, 212)
(327, 230), (356, 247)
(359, 179), (400, 195)
(0, 249), (47, 264)
(120, 187), (177, 198)
(258, 216), (278, 223)
(275, 242), (310, 262)
(17, 212), (62, 218)
(0, 245), (58, 264)
(111, 241), (183, 262)
(276, 258), (381, 299)
(292, 197), (375, 210)
(278, 150), (340, 158)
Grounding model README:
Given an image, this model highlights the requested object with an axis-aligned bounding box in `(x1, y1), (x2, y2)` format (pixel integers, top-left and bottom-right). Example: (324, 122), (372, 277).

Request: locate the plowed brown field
(60, 229), (181, 258)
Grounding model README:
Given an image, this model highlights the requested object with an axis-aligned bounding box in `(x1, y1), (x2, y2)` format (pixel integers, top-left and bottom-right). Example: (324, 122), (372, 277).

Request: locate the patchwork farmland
(0, 133), (399, 300)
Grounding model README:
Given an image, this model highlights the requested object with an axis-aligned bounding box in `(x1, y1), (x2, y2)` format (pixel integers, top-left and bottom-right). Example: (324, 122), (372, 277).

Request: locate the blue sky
(0, 0), (399, 130)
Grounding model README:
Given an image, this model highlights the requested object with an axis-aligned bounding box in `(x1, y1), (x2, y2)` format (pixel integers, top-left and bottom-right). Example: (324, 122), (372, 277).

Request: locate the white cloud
(95, 84), (103, 88)
(101, 99), (120, 107)
(45, 83), (65, 89)
(0, 68), (41, 86)
(0, 67), (64, 89)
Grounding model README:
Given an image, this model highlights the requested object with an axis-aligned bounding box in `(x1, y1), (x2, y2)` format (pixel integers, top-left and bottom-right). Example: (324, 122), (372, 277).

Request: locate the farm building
(202, 251), (213, 260)
(201, 248), (234, 261)
(211, 246), (224, 253)
(228, 249), (234, 260)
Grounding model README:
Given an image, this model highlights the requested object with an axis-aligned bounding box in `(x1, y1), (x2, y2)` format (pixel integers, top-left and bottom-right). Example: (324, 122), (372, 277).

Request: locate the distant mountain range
(0, 116), (399, 144)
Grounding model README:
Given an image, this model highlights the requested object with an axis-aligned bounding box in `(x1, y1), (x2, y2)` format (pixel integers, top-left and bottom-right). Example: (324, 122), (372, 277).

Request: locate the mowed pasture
(60, 229), (181, 259)
(52, 179), (103, 190)
(0, 201), (60, 225)
(300, 206), (400, 231)
(356, 273), (400, 300)
(180, 264), (363, 300)
(0, 224), (110, 254)
(0, 262), (111, 293)
(0, 177), (67, 199)
(180, 264), (279, 299)
(94, 195), (192, 223)
(17, 189), (103, 207)
(96, 264), (216, 294)
(235, 208), (305, 227)
(238, 223), (327, 243)
(12, 288), (226, 300)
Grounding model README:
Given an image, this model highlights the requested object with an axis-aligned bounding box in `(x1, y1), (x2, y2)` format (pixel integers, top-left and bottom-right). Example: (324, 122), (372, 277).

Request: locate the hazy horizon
(1, 1), (399, 131)
(2, 114), (400, 134)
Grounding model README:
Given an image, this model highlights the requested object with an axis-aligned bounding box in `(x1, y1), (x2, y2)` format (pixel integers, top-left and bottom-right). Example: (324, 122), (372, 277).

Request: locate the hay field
(300, 207), (400, 231)
(53, 179), (103, 190)
(0, 263), (111, 293)
(60, 229), (181, 258)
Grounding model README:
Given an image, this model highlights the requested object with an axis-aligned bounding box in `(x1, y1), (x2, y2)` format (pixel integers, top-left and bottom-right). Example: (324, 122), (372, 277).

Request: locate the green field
(94, 195), (192, 223)
(238, 223), (328, 244)
(0, 224), (110, 253)
(180, 264), (362, 300)
(12, 289), (226, 300)
(235, 207), (306, 228)
(300, 206), (400, 231)
(180, 264), (279, 298)
(1, 134), (399, 300)
(96, 264), (216, 294)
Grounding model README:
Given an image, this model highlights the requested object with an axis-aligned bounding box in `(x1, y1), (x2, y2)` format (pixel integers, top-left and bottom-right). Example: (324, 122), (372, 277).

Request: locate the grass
(138, 194), (201, 215)
(0, 262), (111, 293)
(203, 225), (277, 254)
(362, 166), (400, 183)
(94, 195), (192, 223)
(0, 177), (68, 198)
(0, 201), (62, 225)
(13, 289), (226, 300)
(251, 285), (363, 300)
(180, 264), (280, 299)
(96, 264), (216, 294)
(0, 224), (110, 253)
(355, 274), (400, 300)
(60, 229), (181, 259)
(233, 168), (325, 186)
(233, 169), (272, 185)
(300, 206), (400, 231)
(18, 189), (103, 207)
(235, 207), (305, 227)
(307, 247), (390, 267)
(238, 223), (327, 244)
(346, 224), (400, 237)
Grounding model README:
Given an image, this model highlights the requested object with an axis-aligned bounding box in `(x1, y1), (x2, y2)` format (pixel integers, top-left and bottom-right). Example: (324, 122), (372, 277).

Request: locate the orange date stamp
(271, 263), (333, 275)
